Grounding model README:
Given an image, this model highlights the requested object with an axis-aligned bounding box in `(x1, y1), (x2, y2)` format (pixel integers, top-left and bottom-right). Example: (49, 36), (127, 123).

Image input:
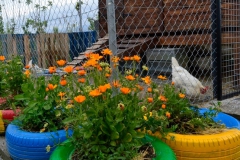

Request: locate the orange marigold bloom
(83, 59), (98, 68)
(56, 60), (66, 66)
(60, 79), (67, 86)
(179, 93), (186, 98)
(171, 81), (175, 85)
(101, 48), (112, 56)
(162, 104), (166, 109)
(47, 84), (57, 90)
(78, 78), (86, 83)
(58, 92), (66, 100)
(46, 88), (49, 92)
(147, 98), (153, 103)
(159, 95), (167, 102)
(74, 95), (86, 103)
(166, 112), (171, 118)
(132, 55), (141, 62)
(77, 70), (86, 76)
(112, 80), (121, 88)
(147, 88), (152, 93)
(123, 56), (131, 61)
(64, 66), (74, 73)
(104, 83), (111, 89)
(99, 85), (108, 93)
(24, 70), (31, 78)
(49, 66), (56, 74)
(97, 65), (103, 71)
(89, 89), (102, 97)
(0, 55), (5, 61)
(120, 87), (131, 94)
(111, 56), (120, 63)
(136, 84), (144, 91)
(89, 53), (103, 60)
(125, 75), (135, 81)
(141, 76), (151, 85)
(105, 73), (111, 78)
(74, 66), (84, 71)
(157, 75), (167, 80)
(25, 65), (30, 69)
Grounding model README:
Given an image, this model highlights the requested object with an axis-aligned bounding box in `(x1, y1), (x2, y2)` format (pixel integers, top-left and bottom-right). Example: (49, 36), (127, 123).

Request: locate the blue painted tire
(199, 108), (240, 129)
(6, 124), (71, 160)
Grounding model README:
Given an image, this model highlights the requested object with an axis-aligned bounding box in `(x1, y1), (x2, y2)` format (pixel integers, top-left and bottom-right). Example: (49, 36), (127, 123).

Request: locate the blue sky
(1, 0), (98, 33)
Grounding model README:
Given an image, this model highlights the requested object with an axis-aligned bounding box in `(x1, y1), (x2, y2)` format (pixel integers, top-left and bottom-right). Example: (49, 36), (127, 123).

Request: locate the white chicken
(171, 57), (208, 97)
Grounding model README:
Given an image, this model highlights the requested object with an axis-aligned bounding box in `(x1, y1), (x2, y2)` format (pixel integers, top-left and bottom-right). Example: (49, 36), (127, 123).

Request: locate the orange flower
(166, 112), (171, 118)
(104, 83), (111, 89)
(125, 75), (135, 81)
(46, 88), (49, 92)
(74, 95), (86, 103)
(56, 60), (66, 66)
(99, 85), (108, 93)
(101, 48), (112, 56)
(58, 92), (66, 100)
(132, 55), (141, 62)
(89, 89), (102, 97)
(162, 104), (166, 109)
(141, 76), (151, 85)
(74, 66), (84, 71)
(97, 65), (103, 71)
(89, 53), (103, 60)
(77, 70), (86, 76)
(49, 66), (56, 74)
(105, 73), (111, 78)
(60, 79), (67, 86)
(120, 87), (131, 94)
(111, 56), (120, 63)
(157, 75), (167, 80)
(123, 56), (131, 61)
(78, 78), (86, 83)
(0, 55), (5, 61)
(47, 84), (57, 90)
(25, 65), (30, 69)
(136, 84), (144, 91)
(83, 59), (98, 68)
(64, 66), (74, 73)
(112, 80), (121, 88)
(147, 88), (152, 93)
(179, 93), (186, 98)
(171, 81), (175, 85)
(24, 70), (31, 78)
(159, 95), (167, 102)
(147, 98), (153, 103)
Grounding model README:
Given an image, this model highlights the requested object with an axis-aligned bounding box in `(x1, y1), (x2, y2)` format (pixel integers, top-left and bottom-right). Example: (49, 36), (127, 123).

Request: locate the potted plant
(5, 62), (71, 160)
(49, 49), (176, 159)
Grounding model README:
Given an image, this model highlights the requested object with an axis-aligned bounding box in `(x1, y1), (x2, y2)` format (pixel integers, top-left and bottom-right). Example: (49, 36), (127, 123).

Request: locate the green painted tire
(50, 135), (176, 160)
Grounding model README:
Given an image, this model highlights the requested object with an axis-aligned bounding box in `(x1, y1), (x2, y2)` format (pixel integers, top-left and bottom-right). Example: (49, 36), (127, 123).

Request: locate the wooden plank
(117, 44), (137, 48)
(163, 0), (210, 8)
(87, 44), (102, 50)
(164, 21), (212, 32)
(24, 35), (31, 64)
(12, 35), (17, 56)
(7, 34), (13, 57)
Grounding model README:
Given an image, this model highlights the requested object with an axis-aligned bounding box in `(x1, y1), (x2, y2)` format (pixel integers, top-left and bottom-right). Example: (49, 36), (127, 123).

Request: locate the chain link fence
(0, 0), (239, 101)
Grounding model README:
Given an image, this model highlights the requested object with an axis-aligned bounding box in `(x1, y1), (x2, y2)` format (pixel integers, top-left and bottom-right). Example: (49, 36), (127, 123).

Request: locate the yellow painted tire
(0, 111), (5, 134)
(152, 129), (240, 160)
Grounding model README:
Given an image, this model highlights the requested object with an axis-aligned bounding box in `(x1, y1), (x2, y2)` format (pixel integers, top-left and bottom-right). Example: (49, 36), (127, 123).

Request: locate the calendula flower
(99, 85), (108, 93)
(141, 76), (151, 85)
(159, 95), (167, 102)
(147, 97), (153, 103)
(25, 65), (30, 69)
(112, 80), (121, 88)
(171, 81), (175, 85)
(162, 104), (166, 109)
(60, 79), (67, 86)
(120, 87), (131, 94)
(56, 60), (66, 66)
(74, 66), (84, 71)
(136, 84), (144, 91)
(24, 70), (31, 78)
(0, 55), (5, 61)
(105, 73), (111, 78)
(117, 103), (125, 111)
(74, 95), (86, 103)
(132, 55), (141, 62)
(101, 48), (112, 56)
(143, 116), (148, 121)
(89, 89), (102, 97)
(179, 93), (186, 98)
(111, 56), (120, 63)
(104, 83), (111, 89)
(147, 88), (152, 93)
(142, 65), (148, 71)
(58, 92), (66, 100)
(157, 75), (167, 80)
(46, 145), (51, 153)
(78, 78), (86, 83)
(49, 66), (56, 74)
(123, 56), (131, 61)
(65, 104), (74, 109)
(47, 84), (57, 90)
(89, 53), (103, 60)
(83, 59), (98, 68)
(64, 66), (74, 73)
(141, 106), (147, 112)
(166, 112), (171, 118)
(125, 75), (135, 81)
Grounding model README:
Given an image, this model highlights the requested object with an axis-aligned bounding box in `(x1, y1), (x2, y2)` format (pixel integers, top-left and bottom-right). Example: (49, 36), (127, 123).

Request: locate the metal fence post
(211, 0), (222, 100)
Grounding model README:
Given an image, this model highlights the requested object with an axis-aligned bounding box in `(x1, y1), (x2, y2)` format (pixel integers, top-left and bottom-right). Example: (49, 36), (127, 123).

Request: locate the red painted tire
(1, 109), (21, 121)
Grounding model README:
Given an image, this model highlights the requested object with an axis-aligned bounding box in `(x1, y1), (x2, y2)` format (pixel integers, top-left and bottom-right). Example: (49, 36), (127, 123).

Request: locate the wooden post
(24, 35), (31, 64)
(12, 35), (18, 56)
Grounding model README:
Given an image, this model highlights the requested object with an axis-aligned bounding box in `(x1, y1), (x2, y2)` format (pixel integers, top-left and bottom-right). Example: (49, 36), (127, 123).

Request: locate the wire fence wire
(0, 0), (239, 101)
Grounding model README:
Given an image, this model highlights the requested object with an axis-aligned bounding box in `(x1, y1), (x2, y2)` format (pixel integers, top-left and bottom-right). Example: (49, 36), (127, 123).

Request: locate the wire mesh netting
(0, 0), (239, 101)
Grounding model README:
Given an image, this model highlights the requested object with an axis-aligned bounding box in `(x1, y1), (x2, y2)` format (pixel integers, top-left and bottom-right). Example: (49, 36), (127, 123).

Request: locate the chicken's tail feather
(171, 57), (179, 67)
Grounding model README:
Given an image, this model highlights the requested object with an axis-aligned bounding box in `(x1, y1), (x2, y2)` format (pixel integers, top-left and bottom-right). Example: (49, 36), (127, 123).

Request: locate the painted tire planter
(50, 135), (176, 160)
(152, 108), (240, 160)
(0, 109), (21, 134)
(6, 124), (71, 160)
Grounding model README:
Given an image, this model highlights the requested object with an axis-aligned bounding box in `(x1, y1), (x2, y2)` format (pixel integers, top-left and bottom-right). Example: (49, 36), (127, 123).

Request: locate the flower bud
(117, 103), (125, 111)
(141, 106), (147, 112)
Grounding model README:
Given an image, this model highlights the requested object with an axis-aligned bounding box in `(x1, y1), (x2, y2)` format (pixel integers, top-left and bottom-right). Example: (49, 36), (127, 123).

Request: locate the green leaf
(14, 94), (28, 101)
(100, 124), (109, 135)
(106, 113), (113, 122)
(135, 131), (145, 138)
(111, 131), (119, 140)
(63, 117), (76, 124)
(115, 116), (124, 123)
(43, 104), (51, 110)
(123, 133), (132, 142)
(84, 130), (92, 139)
(115, 123), (125, 132)
(110, 140), (116, 146)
